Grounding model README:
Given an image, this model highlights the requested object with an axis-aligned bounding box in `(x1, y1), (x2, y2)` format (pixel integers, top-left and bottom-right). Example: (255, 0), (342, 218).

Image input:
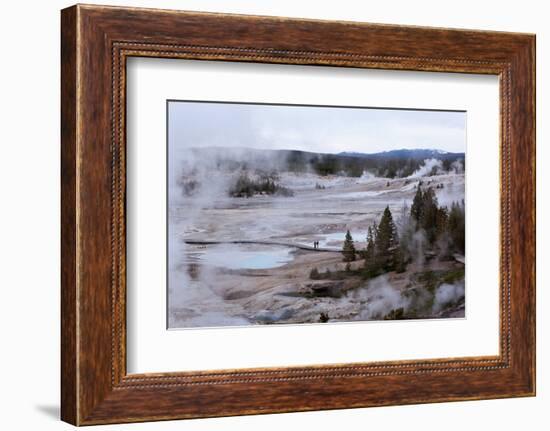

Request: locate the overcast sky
(169, 101), (466, 154)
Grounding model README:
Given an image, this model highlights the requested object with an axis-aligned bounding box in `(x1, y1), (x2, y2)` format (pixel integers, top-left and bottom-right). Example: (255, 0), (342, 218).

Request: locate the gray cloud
(169, 101), (466, 155)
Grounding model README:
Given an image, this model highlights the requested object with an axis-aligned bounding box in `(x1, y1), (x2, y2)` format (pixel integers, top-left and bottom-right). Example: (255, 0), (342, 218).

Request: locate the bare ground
(169, 173), (465, 328)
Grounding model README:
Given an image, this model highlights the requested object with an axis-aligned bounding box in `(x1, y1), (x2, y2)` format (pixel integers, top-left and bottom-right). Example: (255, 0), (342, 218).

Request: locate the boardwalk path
(183, 239), (338, 253)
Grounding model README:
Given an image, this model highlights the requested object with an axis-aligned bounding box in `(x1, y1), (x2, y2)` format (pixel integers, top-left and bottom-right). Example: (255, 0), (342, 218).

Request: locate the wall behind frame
(0, 0), (545, 430)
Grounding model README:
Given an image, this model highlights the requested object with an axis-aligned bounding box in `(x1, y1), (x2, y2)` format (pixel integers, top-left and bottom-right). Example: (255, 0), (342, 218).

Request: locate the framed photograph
(166, 100), (467, 330)
(61, 4), (535, 425)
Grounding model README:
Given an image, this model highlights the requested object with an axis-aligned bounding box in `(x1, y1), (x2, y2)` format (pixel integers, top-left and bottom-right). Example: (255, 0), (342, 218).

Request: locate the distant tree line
(184, 147), (464, 181)
(286, 151), (464, 178)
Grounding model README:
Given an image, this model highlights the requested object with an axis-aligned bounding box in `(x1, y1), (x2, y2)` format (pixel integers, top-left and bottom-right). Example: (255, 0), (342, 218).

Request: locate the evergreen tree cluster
(409, 186), (465, 254)
(341, 206), (404, 275)
(361, 206), (405, 276)
(341, 185), (465, 278)
(228, 172), (294, 197)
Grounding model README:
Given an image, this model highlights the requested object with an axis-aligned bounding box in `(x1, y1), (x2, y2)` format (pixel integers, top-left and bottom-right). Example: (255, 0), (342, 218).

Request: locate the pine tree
(362, 223), (378, 273)
(341, 230), (356, 262)
(448, 200), (465, 254)
(377, 207), (398, 252)
(435, 206), (449, 239)
(396, 201), (413, 264)
(365, 224), (377, 256)
(411, 186), (424, 222)
(410, 185), (441, 245)
(376, 206), (399, 270)
(420, 187), (439, 244)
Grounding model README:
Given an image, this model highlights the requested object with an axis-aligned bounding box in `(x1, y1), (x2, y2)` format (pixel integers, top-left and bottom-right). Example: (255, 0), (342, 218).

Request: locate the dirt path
(184, 239), (338, 252)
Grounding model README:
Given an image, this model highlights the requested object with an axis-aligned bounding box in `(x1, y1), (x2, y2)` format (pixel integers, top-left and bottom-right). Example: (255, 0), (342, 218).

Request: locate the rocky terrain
(168, 169), (465, 328)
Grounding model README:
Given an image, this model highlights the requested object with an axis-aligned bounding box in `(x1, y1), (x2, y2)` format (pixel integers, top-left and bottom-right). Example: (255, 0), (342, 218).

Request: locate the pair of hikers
(313, 240), (320, 249)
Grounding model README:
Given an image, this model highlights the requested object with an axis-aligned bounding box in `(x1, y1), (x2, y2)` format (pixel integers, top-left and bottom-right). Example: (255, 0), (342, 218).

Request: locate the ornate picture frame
(61, 4), (535, 425)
